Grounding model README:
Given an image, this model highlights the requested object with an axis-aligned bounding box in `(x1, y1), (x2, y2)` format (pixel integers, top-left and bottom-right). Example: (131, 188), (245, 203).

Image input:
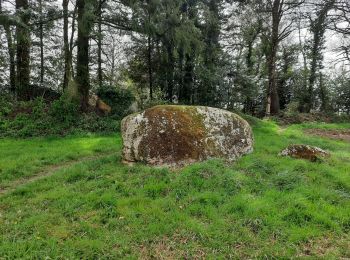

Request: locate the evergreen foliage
(0, 0), (349, 117)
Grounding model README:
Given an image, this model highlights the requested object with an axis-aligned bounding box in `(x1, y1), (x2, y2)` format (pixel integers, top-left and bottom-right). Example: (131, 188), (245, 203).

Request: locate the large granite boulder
(121, 105), (253, 167)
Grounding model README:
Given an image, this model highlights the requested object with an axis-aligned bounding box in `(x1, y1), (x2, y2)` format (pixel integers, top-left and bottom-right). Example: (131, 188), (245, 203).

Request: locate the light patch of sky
(284, 23), (347, 75)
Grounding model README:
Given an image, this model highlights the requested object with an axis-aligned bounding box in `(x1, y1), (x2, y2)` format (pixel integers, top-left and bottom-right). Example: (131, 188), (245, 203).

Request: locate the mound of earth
(305, 129), (350, 142)
(121, 105), (254, 167)
(279, 144), (330, 162)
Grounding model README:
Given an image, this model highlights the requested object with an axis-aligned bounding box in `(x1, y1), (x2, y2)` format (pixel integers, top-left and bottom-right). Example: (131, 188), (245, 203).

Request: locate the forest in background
(1, 1), (350, 257)
(0, 0), (350, 120)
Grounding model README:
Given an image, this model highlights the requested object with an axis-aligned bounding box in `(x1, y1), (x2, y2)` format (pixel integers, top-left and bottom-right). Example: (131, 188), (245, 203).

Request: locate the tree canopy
(0, 0), (349, 115)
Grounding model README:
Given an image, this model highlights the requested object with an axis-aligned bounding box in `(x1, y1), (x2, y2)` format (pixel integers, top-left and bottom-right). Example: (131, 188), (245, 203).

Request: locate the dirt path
(277, 126), (288, 134)
(304, 129), (350, 142)
(0, 152), (116, 196)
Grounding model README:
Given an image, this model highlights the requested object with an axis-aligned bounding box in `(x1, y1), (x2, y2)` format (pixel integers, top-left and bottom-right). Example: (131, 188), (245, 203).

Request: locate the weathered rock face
(279, 144), (330, 162)
(121, 105), (254, 167)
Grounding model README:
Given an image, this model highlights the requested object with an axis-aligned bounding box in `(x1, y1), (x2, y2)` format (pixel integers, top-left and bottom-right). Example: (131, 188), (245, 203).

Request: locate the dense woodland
(0, 0), (350, 118)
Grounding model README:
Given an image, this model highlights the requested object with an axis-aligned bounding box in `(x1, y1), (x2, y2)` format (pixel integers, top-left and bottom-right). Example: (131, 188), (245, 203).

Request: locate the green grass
(0, 135), (120, 189)
(0, 120), (349, 258)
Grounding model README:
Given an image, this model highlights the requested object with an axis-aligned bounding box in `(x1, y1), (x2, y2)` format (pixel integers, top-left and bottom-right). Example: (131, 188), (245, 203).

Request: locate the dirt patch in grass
(138, 233), (206, 259)
(304, 129), (350, 142)
(298, 235), (350, 257)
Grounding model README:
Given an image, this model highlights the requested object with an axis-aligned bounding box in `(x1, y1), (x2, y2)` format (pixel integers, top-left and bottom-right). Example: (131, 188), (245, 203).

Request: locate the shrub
(76, 113), (120, 133)
(0, 94), (120, 138)
(141, 98), (169, 110)
(0, 94), (14, 117)
(49, 97), (80, 124)
(97, 86), (135, 119)
(284, 101), (300, 116)
(31, 97), (47, 119)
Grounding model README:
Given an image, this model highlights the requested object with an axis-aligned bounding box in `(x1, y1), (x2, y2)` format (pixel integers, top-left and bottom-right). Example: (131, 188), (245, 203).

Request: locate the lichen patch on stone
(279, 144), (330, 162)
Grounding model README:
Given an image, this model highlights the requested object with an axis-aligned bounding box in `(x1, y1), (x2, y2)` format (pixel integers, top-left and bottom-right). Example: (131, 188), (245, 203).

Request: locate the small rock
(279, 144), (330, 162)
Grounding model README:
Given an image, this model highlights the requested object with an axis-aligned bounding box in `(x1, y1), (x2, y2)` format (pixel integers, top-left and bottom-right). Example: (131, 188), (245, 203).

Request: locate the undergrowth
(0, 96), (120, 138)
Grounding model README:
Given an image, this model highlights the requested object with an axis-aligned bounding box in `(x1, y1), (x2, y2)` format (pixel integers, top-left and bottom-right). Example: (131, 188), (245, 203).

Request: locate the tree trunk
(110, 38), (115, 86)
(97, 0), (103, 89)
(244, 43), (253, 114)
(76, 0), (90, 110)
(69, 4), (77, 79)
(4, 25), (16, 93)
(298, 19), (308, 111)
(179, 1), (195, 104)
(319, 73), (329, 112)
(306, 0), (335, 112)
(39, 0), (44, 85)
(1, 0), (16, 93)
(63, 0), (70, 90)
(148, 34), (153, 100)
(244, 30), (259, 114)
(267, 47), (280, 115)
(180, 53), (193, 104)
(306, 39), (319, 112)
(266, 0), (281, 116)
(16, 0), (31, 101)
(166, 44), (174, 101)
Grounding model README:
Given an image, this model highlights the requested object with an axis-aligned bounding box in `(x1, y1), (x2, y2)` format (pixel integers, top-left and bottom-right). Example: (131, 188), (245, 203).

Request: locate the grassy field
(0, 119), (349, 259)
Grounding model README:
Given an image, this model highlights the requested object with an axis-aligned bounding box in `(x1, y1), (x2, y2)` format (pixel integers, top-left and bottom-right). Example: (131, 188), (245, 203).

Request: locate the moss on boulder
(121, 105), (254, 167)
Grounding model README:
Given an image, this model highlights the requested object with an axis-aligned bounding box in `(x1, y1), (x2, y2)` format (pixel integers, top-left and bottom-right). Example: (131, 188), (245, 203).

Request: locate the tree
(277, 44), (299, 109)
(332, 0), (350, 65)
(76, 0), (96, 110)
(97, 0), (104, 89)
(38, 0), (43, 84)
(196, 0), (224, 106)
(261, 0), (304, 116)
(62, 0), (71, 90)
(303, 0), (335, 112)
(16, 0), (31, 100)
(332, 68), (350, 114)
(0, 0), (346, 117)
(232, 1), (263, 114)
(0, 0), (16, 93)
(123, 0), (202, 103)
